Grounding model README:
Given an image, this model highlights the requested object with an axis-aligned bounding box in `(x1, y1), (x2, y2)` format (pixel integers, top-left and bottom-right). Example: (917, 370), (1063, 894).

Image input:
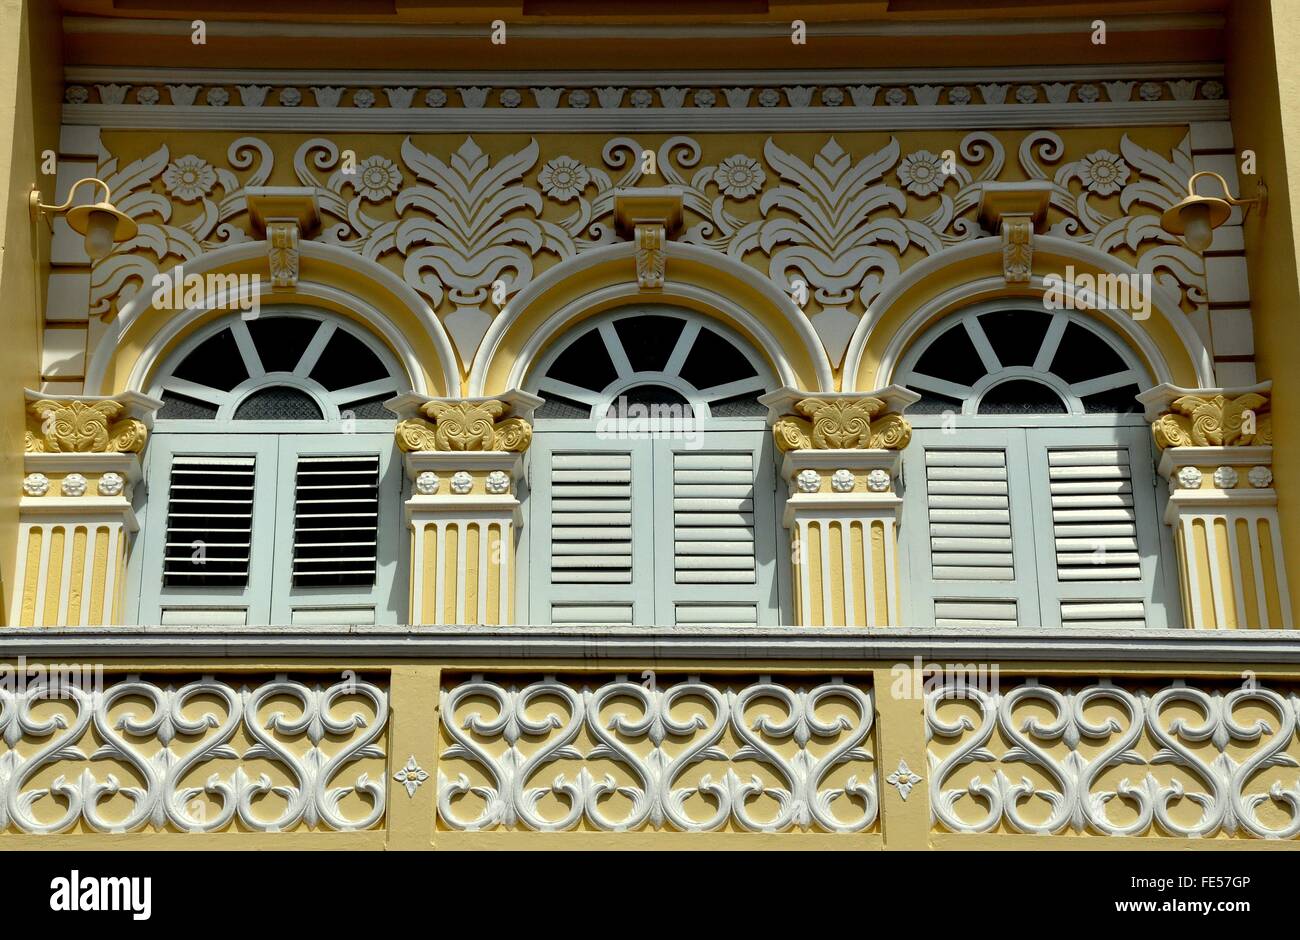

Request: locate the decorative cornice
(395, 398), (533, 453)
(3, 625), (1299, 665)
(23, 393), (160, 454)
(1140, 383), (1273, 449)
(771, 396), (914, 452)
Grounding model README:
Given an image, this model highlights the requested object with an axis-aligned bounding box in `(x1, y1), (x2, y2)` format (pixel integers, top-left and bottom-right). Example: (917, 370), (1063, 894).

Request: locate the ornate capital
(1150, 391), (1272, 449)
(634, 223), (667, 290)
(25, 398), (147, 454)
(395, 398), (532, 453)
(772, 396), (912, 451)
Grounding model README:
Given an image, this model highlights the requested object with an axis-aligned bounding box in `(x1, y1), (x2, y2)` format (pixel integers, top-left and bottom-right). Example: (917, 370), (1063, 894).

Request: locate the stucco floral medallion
(538, 156), (591, 202)
(1213, 466), (1239, 489)
(394, 756), (430, 798)
(22, 473), (49, 497)
(162, 155), (217, 202)
(1176, 466), (1203, 490)
(1078, 149), (1131, 196)
(866, 469), (892, 493)
(61, 474), (88, 497)
(1248, 466), (1273, 489)
(450, 471), (473, 494)
(486, 470), (511, 494)
(796, 469), (821, 493)
(897, 149), (947, 196)
(354, 155), (401, 202)
(831, 469), (855, 493)
(415, 471), (439, 495)
(886, 759), (922, 801)
(98, 472), (125, 497)
(712, 155), (766, 199)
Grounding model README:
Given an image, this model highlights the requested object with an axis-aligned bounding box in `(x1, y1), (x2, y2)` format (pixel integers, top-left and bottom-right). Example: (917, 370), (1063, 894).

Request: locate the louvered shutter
(529, 438), (653, 626)
(903, 430), (1040, 627)
(1026, 428), (1171, 628)
(291, 455), (380, 586)
(654, 433), (778, 626)
(162, 456), (256, 587)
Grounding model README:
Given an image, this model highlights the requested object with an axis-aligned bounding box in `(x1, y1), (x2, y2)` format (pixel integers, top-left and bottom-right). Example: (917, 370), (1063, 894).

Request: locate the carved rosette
(25, 399), (147, 454)
(395, 399), (532, 453)
(772, 397), (912, 452)
(1151, 391), (1272, 449)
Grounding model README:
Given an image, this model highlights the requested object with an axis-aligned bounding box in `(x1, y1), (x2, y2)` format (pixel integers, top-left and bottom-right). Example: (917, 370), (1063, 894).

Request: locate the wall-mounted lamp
(1160, 171), (1267, 253)
(29, 178), (137, 260)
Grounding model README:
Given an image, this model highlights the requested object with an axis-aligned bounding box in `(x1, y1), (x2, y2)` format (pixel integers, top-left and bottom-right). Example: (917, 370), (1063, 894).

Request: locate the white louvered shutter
(529, 439), (652, 626)
(291, 455), (380, 586)
(904, 431), (1040, 627)
(1027, 429), (1170, 628)
(655, 434), (778, 626)
(162, 455), (257, 586)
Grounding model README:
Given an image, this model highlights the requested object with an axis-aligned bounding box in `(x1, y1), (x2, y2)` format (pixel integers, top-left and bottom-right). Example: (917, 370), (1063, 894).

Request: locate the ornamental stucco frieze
(90, 128), (1207, 368)
(1151, 390), (1273, 449)
(437, 674), (876, 833)
(0, 675), (388, 834)
(929, 678), (1300, 840)
(772, 396), (912, 451)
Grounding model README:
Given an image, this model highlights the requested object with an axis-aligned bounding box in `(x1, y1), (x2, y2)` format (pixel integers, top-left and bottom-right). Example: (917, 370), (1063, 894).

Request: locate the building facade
(3, 0), (1300, 848)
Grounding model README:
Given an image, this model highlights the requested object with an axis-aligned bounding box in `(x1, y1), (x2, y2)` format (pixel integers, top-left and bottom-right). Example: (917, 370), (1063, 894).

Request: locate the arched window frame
(892, 301), (1182, 629)
(525, 305), (777, 428)
(146, 306), (410, 432)
(130, 306), (411, 628)
(520, 305), (788, 627)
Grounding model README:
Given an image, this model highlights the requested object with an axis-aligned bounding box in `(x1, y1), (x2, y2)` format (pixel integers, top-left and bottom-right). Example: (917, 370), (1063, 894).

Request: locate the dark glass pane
(547, 326), (618, 391)
(536, 394), (592, 419)
(605, 384), (695, 418)
(172, 328), (247, 391)
(977, 310), (1051, 367)
(908, 391), (964, 415)
(679, 327), (757, 390)
(978, 379), (1067, 414)
(246, 316), (318, 374)
(1049, 322), (1127, 384)
(912, 323), (985, 387)
(343, 395), (398, 420)
(233, 386), (323, 420)
(1082, 384), (1143, 414)
(613, 315), (685, 373)
(310, 328), (389, 391)
(157, 390), (218, 420)
(708, 392), (767, 417)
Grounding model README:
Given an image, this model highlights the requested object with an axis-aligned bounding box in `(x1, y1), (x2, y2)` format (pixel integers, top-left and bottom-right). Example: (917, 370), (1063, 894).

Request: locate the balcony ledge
(1, 625), (1299, 663)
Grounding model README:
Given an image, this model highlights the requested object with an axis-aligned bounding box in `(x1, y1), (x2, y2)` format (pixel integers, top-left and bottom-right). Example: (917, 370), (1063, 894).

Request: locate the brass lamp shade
(65, 201), (138, 241)
(1159, 193), (1232, 235)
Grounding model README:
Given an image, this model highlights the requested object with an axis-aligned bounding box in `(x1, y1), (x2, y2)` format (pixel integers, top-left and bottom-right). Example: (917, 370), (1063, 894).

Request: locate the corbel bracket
(978, 181), (1053, 284)
(613, 187), (684, 291)
(247, 187), (322, 289)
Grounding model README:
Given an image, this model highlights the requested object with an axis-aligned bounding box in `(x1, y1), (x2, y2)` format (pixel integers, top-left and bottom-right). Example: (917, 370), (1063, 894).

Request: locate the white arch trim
(842, 236), (1214, 391)
(467, 241), (835, 396)
(84, 240), (458, 397)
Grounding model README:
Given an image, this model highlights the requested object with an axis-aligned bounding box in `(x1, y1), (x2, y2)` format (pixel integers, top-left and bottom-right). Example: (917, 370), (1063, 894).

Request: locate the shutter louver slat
(673, 451), (756, 585)
(163, 456), (256, 586)
(550, 453), (633, 584)
(292, 455), (380, 586)
(926, 449), (1014, 581)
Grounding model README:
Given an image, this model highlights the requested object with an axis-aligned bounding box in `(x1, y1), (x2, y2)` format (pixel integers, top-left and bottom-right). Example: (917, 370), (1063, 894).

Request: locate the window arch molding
(895, 301), (1151, 417)
(841, 237), (1216, 393)
(146, 306), (411, 425)
(524, 304), (778, 421)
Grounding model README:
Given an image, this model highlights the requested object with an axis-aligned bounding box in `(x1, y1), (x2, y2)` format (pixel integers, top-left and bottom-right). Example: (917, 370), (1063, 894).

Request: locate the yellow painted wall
(0, 0), (63, 623)
(1226, 0), (1300, 621)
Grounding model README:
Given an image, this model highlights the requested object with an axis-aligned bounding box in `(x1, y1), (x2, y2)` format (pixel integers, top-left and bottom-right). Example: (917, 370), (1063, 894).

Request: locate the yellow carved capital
(1151, 391), (1272, 449)
(395, 399), (532, 453)
(772, 397), (912, 451)
(25, 399), (147, 454)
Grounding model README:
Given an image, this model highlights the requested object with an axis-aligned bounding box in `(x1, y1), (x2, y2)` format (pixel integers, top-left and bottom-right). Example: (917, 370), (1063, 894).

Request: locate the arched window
(524, 305), (784, 627)
(896, 303), (1180, 629)
(133, 307), (410, 627)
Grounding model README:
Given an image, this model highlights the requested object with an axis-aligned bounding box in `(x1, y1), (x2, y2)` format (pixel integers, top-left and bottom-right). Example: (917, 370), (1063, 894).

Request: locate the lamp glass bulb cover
(82, 209), (118, 260)
(1181, 201), (1214, 253)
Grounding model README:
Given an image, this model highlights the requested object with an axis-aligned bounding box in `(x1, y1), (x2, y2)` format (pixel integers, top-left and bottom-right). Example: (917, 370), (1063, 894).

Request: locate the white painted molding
(63, 100), (1229, 133)
(4, 626), (1300, 663)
